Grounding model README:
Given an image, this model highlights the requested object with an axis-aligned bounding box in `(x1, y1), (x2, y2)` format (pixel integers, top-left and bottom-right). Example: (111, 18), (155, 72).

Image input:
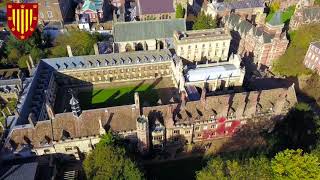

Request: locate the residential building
(113, 19), (186, 52)
(174, 28), (231, 62)
(136, 0), (176, 21)
(224, 13), (289, 69)
(304, 42), (320, 74)
(206, 0), (266, 25)
(290, 7), (320, 30)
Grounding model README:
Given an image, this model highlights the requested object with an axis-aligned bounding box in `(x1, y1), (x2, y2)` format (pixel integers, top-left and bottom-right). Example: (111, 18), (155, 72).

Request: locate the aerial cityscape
(0, 0), (320, 179)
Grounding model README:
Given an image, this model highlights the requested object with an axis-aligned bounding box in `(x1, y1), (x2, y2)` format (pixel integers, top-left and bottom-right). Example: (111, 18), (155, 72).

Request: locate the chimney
(134, 92), (140, 110)
(201, 87), (206, 104)
(94, 43), (99, 55)
(28, 55), (35, 68)
(99, 119), (106, 135)
(28, 113), (36, 127)
(67, 45), (73, 57)
(180, 91), (187, 109)
(26, 60), (32, 75)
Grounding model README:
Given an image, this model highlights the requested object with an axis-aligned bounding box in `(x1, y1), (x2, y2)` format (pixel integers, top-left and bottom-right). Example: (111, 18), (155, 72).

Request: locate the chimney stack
(28, 55), (35, 68)
(67, 45), (73, 57)
(180, 91), (187, 109)
(201, 87), (206, 104)
(94, 43), (99, 55)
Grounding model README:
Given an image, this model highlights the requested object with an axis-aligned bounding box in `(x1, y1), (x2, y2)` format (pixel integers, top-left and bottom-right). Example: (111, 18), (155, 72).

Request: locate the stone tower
(136, 115), (150, 153)
(69, 91), (82, 117)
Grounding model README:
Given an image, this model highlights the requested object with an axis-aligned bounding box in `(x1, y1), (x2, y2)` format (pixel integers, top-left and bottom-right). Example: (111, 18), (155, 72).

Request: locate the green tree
(271, 149), (320, 180)
(196, 157), (226, 180)
(83, 132), (143, 180)
(192, 11), (217, 30)
(176, 3), (185, 18)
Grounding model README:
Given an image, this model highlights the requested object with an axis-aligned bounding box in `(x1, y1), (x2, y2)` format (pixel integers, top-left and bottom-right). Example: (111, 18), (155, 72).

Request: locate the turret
(69, 90), (82, 117)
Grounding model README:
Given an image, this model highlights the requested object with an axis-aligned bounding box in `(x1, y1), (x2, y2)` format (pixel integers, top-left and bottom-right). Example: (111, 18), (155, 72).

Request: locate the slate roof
(311, 41), (320, 49)
(113, 19), (186, 42)
(212, 0), (264, 12)
(137, 0), (175, 15)
(0, 162), (38, 180)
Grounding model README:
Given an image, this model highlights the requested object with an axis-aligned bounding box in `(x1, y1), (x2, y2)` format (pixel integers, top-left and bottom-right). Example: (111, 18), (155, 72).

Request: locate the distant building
(0, 68), (22, 102)
(174, 28), (231, 62)
(304, 42), (320, 75)
(113, 19), (186, 52)
(205, 0), (266, 25)
(224, 13), (289, 69)
(266, 0), (314, 10)
(21, 0), (73, 25)
(290, 7), (320, 30)
(136, 0), (176, 21)
(76, 0), (105, 23)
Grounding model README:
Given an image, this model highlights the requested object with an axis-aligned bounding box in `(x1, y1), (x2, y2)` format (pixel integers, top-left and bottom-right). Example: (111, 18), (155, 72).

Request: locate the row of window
(180, 42), (227, 51)
(173, 122), (234, 135)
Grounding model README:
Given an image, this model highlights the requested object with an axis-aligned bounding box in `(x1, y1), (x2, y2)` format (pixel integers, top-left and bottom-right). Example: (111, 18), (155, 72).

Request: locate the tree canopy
(271, 149), (320, 180)
(192, 12), (217, 30)
(50, 31), (99, 58)
(83, 132), (143, 180)
(175, 3), (185, 18)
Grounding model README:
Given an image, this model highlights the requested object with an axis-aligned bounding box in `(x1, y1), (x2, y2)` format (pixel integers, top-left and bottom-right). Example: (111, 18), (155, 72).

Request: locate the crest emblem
(7, 3), (38, 40)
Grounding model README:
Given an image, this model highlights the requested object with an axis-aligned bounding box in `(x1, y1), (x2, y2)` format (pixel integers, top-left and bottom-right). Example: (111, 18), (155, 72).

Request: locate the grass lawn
(78, 84), (159, 110)
(266, 6), (295, 23)
(143, 156), (206, 180)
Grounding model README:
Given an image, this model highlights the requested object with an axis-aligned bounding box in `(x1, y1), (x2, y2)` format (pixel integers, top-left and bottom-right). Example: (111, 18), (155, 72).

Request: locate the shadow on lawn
(76, 78), (163, 110)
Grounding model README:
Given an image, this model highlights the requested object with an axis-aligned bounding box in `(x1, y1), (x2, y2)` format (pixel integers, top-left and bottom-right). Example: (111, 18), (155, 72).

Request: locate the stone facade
(0, 68), (22, 102)
(304, 42), (320, 75)
(174, 28), (231, 62)
(224, 13), (289, 68)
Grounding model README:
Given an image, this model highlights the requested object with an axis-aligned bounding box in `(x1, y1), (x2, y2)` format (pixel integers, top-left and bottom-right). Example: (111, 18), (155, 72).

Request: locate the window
(197, 134), (201, 137)
(195, 126), (200, 131)
(223, 42), (226, 46)
(44, 149), (50, 154)
(216, 43), (219, 47)
(203, 125), (207, 130)
(47, 11), (53, 18)
(65, 147), (73, 152)
(195, 45), (198, 49)
(202, 44), (205, 48)
(45, 1), (50, 7)
(173, 130), (180, 134)
(188, 45), (191, 49)
(180, 47), (183, 51)
(225, 122), (232, 127)
(211, 124), (217, 129)
(185, 130), (190, 134)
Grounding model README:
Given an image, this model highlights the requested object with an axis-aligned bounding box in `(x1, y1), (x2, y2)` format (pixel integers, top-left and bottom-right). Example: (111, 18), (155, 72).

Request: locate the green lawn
(78, 84), (159, 110)
(266, 6), (295, 23)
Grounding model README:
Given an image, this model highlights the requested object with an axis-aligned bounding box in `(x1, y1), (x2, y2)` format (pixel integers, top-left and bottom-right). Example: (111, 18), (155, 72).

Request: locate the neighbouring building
(224, 12), (289, 69)
(76, 0), (105, 23)
(206, 0), (266, 25)
(174, 28), (231, 62)
(290, 7), (320, 30)
(113, 19), (186, 53)
(183, 53), (245, 93)
(304, 42), (320, 75)
(136, 0), (176, 21)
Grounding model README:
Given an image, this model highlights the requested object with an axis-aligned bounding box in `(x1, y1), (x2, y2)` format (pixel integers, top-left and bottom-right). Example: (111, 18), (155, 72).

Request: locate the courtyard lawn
(78, 84), (159, 110)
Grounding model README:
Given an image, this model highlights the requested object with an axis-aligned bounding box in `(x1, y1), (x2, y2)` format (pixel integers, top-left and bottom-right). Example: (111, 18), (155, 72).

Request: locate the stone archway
(135, 42), (144, 51)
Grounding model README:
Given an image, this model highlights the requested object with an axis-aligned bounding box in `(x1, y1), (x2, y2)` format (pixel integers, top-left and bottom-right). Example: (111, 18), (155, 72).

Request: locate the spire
(69, 89), (82, 117)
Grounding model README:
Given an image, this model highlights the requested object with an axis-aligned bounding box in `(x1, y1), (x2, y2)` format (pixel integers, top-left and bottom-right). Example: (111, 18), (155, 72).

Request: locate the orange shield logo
(7, 3), (38, 40)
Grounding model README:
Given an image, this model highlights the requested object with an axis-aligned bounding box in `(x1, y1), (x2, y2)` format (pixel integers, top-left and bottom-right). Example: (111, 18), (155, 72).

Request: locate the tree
(50, 31), (98, 58)
(271, 149), (320, 180)
(176, 3), (185, 18)
(196, 156), (272, 180)
(192, 12), (217, 30)
(83, 132), (143, 180)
